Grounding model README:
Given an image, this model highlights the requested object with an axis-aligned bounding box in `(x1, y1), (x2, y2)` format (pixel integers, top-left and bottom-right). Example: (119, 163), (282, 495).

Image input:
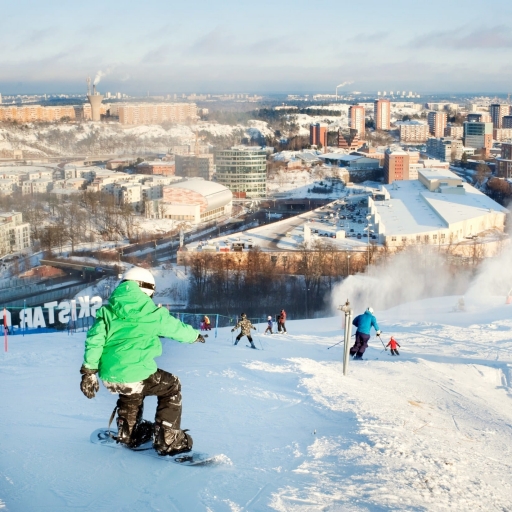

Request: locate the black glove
(80, 365), (99, 399)
(253, 327), (257, 330)
(196, 334), (206, 343)
(231, 328), (235, 332)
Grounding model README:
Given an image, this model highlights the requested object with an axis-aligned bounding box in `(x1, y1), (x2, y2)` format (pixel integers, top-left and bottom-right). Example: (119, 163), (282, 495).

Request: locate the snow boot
(153, 421), (193, 456)
(115, 405), (153, 449)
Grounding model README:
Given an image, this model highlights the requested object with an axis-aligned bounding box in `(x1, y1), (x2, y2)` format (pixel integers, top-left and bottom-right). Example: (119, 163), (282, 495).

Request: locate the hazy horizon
(1, 0), (511, 96)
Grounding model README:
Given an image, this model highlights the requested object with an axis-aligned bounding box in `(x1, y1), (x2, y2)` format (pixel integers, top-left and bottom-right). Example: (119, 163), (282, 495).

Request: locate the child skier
(232, 313), (257, 349)
(79, 267), (206, 456)
(386, 336), (401, 356)
(264, 316), (273, 335)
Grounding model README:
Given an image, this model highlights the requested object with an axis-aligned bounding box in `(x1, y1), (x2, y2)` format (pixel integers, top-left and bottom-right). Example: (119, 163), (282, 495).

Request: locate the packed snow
(1, 279), (512, 510)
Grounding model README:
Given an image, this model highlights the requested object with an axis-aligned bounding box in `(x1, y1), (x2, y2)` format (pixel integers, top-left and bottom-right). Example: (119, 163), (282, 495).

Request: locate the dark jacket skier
(79, 266), (205, 455)
(232, 313), (257, 349)
(277, 309), (287, 333)
(350, 307), (380, 359)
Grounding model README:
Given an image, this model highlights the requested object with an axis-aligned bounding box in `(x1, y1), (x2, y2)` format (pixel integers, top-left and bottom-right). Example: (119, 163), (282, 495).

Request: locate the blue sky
(1, 0), (512, 94)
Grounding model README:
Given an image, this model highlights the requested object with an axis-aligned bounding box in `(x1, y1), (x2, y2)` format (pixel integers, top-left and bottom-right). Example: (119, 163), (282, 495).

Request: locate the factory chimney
(86, 77), (103, 122)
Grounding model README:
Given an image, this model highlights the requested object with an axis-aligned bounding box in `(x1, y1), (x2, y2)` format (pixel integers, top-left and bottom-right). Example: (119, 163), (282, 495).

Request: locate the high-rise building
(215, 146), (267, 198)
(489, 104), (509, 129)
(467, 112), (491, 123)
(374, 99), (391, 130)
(384, 149), (410, 184)
(309, 123), (328, 147)
(496, 142), (512, 178)
(501, 115), (512, 129)
(349, 105), (365, 138)
(427, 111), (447, 137)
(463, 122), (493, 155)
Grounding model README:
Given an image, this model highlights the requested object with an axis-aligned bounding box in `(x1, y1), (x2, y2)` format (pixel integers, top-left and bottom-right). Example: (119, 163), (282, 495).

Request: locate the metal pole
(339, 299), (352, 376)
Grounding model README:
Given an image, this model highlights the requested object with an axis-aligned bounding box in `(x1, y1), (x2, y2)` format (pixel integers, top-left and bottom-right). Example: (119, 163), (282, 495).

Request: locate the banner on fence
(2, 296), (103, 329)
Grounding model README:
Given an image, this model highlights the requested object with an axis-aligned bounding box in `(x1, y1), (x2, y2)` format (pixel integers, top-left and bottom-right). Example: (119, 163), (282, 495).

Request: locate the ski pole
(327, 339), (344, 350)
(377, 334), (387, 351)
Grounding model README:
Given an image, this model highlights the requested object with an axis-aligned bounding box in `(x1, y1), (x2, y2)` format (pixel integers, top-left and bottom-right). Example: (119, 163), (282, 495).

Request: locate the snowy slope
(1, 294), (512, 511)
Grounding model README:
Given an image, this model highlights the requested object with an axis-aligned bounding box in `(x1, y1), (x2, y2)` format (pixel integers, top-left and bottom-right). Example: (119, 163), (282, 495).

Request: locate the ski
(246, 345), (259, 350)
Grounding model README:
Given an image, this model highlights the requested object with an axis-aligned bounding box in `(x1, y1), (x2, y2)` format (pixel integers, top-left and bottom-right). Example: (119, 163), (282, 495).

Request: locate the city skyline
(1, 0), (512, 95)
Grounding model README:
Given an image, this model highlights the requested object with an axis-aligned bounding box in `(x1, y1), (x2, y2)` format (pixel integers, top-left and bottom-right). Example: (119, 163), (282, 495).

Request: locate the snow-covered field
(1, 290), (511, 511)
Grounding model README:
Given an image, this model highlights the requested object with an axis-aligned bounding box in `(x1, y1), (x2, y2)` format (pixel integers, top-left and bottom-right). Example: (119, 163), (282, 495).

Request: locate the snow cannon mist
(330, 246), (472, 316)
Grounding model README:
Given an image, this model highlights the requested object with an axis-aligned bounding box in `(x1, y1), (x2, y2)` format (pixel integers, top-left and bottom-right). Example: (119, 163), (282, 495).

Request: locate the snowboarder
(202, 315), (212, 331)
(264, 315), (273, 335)
(232, 313), (257, 349)
(350, 307), (381, 360)
(79, 266), (206, 456)
(386, 336), (400, 356)
(277, 309), (287, 333)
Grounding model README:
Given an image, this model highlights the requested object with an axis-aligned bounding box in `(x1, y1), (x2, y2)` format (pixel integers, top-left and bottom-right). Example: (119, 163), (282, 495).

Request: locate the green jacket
(83, 281), (199, 383)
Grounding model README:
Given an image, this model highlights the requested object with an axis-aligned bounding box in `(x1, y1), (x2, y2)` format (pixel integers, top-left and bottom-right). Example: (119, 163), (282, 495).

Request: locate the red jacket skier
(278, 309), (287, 333)
(386, 336), (401, 356)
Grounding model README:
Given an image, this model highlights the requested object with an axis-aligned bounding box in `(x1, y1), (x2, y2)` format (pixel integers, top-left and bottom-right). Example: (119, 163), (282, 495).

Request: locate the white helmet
(367, 307), (374, 314)
(268, 316), (272, 321)
(122, 267), (155, 297)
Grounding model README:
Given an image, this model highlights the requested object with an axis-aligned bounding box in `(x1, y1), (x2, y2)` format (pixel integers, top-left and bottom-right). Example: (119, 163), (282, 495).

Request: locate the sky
(1, 0), (512, 95)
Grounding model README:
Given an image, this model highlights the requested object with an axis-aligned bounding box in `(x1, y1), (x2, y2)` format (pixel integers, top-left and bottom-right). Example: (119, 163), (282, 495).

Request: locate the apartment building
(426, 137), (464, 162)
(493, 128), (512, 142)
(117, 103), (198, 125)
(496, 142), (512, 179)
(309, 123), (328, 147)
(348, 105), (365, 138)
(0, 212), (31, 257)
(427, 111), (447, 137)
(137, 161), (176, 176)
(384, 148), (410, 183)
(444, 125), (464, 139)
(489, 104), (510, 129)
(398, 122), (429, 142)
(374, 99), (391, 130)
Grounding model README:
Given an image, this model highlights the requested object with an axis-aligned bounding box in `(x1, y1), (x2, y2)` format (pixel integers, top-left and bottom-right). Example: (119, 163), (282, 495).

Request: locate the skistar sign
(2, 296), (103, 329)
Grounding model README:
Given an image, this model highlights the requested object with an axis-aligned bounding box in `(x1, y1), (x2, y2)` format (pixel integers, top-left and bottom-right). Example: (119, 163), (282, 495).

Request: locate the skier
(277, 309), (287, 333)
(79, 267), (206, 455)
(386, 336), (401, 356)
(231, 313), (257, 349)
(350, 306), (381, 360)
(264, 315), (273, 335)
(203, 315), (212, 331)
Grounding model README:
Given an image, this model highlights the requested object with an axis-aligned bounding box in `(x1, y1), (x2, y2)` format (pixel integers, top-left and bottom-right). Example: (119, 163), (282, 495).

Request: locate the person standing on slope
(79, 267), (206, 456)
(350, 307), (381, 360)
(264, 316), (274, 335)
(386, 336), (400, 356)
(277, 309), (287, 333)
(232, 313), (257, 349)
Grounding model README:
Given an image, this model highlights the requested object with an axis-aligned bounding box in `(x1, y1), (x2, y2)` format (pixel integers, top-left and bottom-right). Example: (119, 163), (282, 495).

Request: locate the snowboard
(90, 428), (219, 466)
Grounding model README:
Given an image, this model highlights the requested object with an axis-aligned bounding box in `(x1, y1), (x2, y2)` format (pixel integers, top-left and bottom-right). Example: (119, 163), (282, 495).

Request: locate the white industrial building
(369, 169), (507, 247)
(161, 179), (232, 224)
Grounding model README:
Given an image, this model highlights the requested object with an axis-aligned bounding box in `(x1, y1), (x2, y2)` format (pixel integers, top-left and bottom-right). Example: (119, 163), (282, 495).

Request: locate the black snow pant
(390, 349), (400, 356)
(350, 332), (370, 357)
(116, 369), (182, 434)
(278, 322), (287, 332)
(235, 333), (255, 347)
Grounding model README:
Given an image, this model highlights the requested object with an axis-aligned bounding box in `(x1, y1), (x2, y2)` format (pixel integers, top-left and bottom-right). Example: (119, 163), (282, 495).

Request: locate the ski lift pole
(3, 307), (8, 352)
(340, 299), (352, 376)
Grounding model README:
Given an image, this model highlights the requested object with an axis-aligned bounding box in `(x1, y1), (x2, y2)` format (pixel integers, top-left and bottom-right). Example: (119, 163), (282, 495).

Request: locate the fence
(2, 305), (271, 342)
